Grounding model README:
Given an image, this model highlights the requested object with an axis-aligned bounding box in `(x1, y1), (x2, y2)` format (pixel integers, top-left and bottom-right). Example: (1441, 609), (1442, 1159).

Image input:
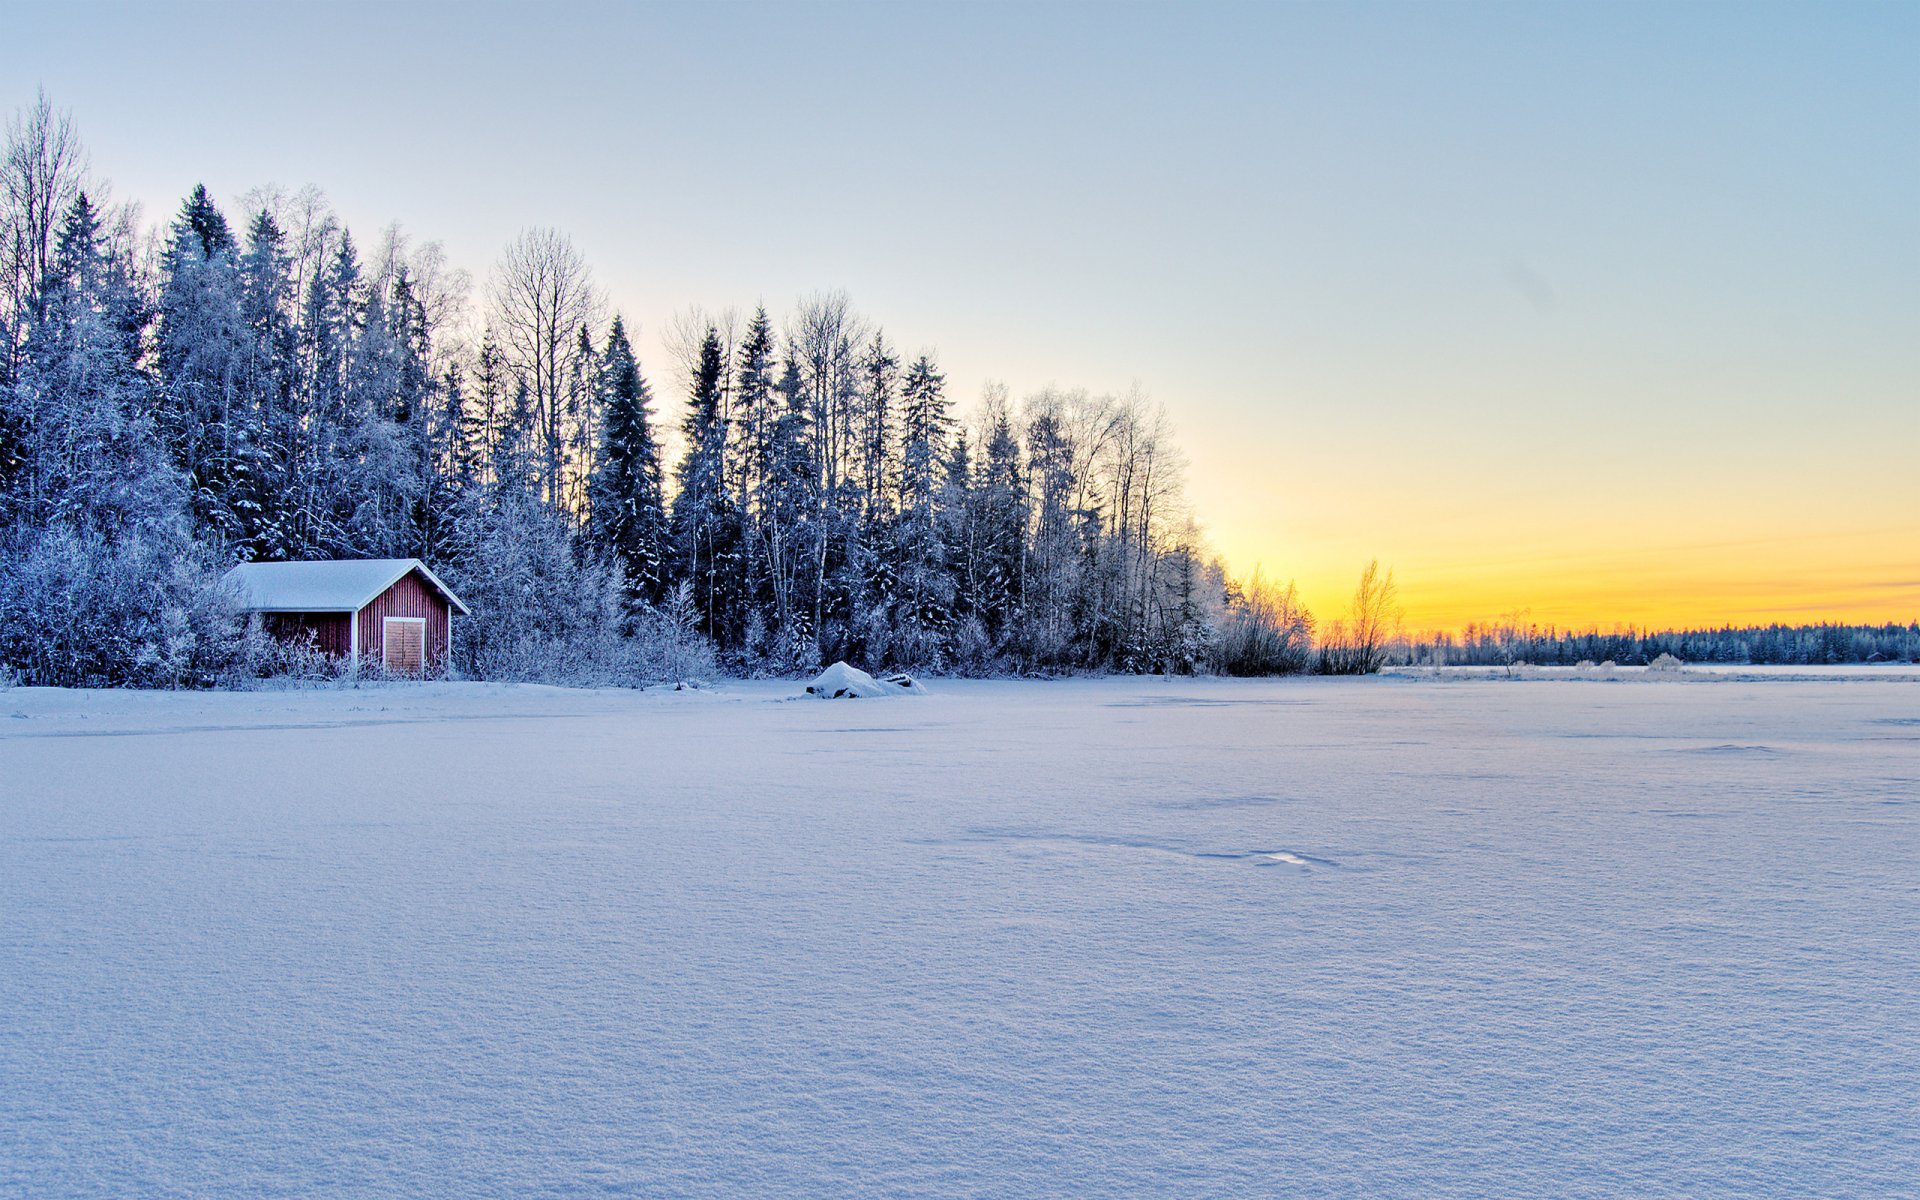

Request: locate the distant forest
(1397, 621), (1920, 667)
(0, 93), (1909, 688)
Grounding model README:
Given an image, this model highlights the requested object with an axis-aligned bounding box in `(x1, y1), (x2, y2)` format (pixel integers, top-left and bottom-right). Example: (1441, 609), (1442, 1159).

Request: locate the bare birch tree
(489, 227), (601, 509)
(2, 90), (89, 383)
(1320, 559), (1401, 673)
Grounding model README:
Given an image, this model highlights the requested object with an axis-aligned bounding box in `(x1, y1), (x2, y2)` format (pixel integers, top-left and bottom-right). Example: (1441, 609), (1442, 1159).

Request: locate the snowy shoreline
(6, 662), (1919, 734)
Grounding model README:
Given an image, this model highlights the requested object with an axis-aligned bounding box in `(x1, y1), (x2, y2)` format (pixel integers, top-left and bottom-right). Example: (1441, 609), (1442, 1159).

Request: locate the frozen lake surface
(4, 675), (1917, 1197)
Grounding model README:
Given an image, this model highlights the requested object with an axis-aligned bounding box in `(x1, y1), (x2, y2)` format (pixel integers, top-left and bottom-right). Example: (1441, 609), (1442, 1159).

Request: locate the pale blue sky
(6, 0), (1916, 626)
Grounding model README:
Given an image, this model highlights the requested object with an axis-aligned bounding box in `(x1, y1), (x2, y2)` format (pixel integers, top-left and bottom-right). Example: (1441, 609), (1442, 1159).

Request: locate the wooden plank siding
(356, 571), (451, 673)
(263, 612), (352, 658)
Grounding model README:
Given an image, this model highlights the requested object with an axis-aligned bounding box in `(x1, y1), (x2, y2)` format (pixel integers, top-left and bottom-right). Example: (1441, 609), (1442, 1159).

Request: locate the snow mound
(804, 662), (927, 698)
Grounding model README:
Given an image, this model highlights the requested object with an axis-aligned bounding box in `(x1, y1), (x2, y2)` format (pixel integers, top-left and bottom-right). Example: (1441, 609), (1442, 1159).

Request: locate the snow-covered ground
(4, 675), (1917, 1197)
(1386, 661), (1920, 682)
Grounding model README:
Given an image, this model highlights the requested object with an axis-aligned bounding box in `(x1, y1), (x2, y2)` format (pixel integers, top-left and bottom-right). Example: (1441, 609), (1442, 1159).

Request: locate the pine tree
(856, 330), (898, 508)
(733, 306), (777, 499)
(472, 328), (508, 475)
(978, 410), (1028, 643)
(587, 316), (667, 603)
(891, 353), (954, 665)
(1024, 405), (1077, 667)
(421, 361), (473, 564)
(755, 344), (821, 662)
(237, 209), (297, 557)
(284, 229), (362, 554)
(2, 192), (176, 533)
(156, 184), (254, 546)
(670, 326), (743, 645)
(178, 183), (234, 258)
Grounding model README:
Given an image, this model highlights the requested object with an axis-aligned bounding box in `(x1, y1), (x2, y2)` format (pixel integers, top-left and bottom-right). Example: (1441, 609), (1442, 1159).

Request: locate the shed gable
(358, 569), (451, 673)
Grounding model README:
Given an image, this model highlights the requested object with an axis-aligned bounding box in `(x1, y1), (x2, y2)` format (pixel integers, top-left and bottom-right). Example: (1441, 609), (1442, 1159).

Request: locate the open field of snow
(4, 675), (1918, 1197)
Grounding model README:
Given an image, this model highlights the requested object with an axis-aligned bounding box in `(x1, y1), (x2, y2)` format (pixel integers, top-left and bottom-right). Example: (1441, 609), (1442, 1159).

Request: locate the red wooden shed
(222, 558), (470, 675)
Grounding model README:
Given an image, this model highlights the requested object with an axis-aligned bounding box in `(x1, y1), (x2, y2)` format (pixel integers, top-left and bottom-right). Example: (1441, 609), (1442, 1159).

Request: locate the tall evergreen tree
(156, 184), (254, 546)
(732, 306), (777, 500)
(178, 183), (234, 258)
(3, 192), (175, 533)
(890, 353), (954, 665)
(977, 410), (1029, 643)
(1023, 405), (1078, 666)
(754, 344), (822, 662)
(236, 209), (297, 557)
(471, 328), (508, 475)
(587, 316), (667, 603)
(856, 330), (898, 508)
(564, 321), (597, 510)
(670, 326), (743, 644)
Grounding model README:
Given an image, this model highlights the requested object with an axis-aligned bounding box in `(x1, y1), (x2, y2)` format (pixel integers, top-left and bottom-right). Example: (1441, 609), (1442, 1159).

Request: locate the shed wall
(263, 612), (352, 658)
(357, 571), (451, 672)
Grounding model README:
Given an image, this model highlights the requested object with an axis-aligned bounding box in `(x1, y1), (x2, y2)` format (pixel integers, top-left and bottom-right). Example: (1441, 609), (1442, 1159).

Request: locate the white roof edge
(224, 558), (471, 616)
(238, 603), (362, 613)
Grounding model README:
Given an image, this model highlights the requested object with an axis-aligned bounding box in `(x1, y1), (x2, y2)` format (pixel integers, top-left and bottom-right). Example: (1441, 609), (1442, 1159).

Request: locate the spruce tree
(178, 183), (235, 258)
(978, 411), (1028, 642)
(587, 316), (668, 603)
(756, 345), (821, 662)
(670, 326), (743, 644)
(3, 192), (176, 534)
(891, 354), (954, 665)
(237, 209), (297, 557)
(857, 331), (898, 507)
(733, 306), (776, 499)
(156, 184), (254, 546)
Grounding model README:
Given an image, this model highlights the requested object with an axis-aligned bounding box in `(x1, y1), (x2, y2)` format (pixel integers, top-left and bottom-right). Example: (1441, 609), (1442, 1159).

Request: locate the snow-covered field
(4, 674), (1917, 1197)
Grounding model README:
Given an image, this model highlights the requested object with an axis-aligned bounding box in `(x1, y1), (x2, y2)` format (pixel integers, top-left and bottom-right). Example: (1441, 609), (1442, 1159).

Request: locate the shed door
(383, 616), (426, 675)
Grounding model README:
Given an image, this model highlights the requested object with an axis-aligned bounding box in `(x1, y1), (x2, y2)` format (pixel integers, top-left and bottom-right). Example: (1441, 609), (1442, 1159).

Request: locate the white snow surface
(4, 675), (1917, 1197)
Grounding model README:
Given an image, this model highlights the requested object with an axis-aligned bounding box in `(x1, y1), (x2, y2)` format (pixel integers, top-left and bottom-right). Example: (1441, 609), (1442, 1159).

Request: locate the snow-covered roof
(221, 559), (471, 615)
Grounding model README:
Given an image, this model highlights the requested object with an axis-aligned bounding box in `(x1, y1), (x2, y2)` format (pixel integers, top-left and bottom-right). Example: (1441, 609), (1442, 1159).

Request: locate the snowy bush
(945, 615), (996, 677)
(1647, 652), (1687, 674)
(625, 583), (720, 684)
(0, 522), (248, 688)
(1212, 570), (1315, 676)
(443, 493), (717, 687)
(228, 631), (363, 688)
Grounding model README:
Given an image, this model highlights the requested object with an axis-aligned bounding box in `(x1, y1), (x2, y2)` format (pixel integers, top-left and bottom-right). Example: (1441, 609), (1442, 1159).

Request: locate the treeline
(0, 93), (1258, 686)
(1401, 620), (1920, 667)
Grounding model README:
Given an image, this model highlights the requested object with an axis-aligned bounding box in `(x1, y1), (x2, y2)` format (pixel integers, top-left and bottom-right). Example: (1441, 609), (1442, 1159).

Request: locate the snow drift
(804, 661), (927, 698)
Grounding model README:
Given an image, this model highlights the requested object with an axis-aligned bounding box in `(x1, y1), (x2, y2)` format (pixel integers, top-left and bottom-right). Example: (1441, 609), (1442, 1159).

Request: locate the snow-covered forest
(0, 93), (1247, 686)
(1401, 619), (1920, 669)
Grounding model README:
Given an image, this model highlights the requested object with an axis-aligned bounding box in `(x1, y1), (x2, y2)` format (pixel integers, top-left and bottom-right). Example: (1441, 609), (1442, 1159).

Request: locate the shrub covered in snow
(0, 522), (249, 688)
(442, 493), (717, 688)
(625, 583), (720, 685)
(1211, 570), (1315, 676)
